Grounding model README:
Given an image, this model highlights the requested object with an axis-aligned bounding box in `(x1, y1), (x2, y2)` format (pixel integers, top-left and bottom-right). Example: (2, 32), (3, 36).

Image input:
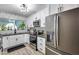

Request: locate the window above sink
(0, 18), (27, 31)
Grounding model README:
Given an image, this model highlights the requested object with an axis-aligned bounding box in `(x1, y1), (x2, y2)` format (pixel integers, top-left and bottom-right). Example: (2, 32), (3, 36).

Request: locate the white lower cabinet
(2, 34), (30, 49)
(3, 36), (17, 49)
(37, 37), (45, 54)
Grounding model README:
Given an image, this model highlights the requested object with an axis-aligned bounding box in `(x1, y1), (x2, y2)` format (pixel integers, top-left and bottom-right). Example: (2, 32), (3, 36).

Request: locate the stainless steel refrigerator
(46, 8), (79, 55)
(45, 14), (59, 55)
(45, 14), (58, 49)
(58, 8), (79, 54)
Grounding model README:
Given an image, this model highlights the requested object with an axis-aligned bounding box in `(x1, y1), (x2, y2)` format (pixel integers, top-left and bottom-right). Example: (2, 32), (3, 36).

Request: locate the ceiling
(0, 4), (48, 17)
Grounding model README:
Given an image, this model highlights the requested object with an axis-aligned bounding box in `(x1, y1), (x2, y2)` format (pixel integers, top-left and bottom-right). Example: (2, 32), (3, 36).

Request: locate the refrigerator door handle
(56, 15), (59, 47)
(54, 15), (56, 48)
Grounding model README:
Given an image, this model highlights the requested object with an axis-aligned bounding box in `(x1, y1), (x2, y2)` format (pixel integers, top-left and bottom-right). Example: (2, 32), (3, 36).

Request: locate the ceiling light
(16, 4), (31, 12)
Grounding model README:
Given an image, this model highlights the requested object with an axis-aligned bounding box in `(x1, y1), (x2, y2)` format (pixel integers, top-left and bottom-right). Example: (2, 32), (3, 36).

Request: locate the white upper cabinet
(59, 4), (79, 12)
(50, 4), (59, 15)
(49, 4), (79, 15)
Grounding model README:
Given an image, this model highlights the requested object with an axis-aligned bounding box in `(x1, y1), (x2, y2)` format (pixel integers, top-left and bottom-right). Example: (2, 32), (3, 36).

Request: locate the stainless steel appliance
(29, 28), (37, 42)
(45, 14), (58, 48)
(29, 28), (38, 51)
(46, 8), (79, 54)
(33, 20), (40, 27)
(57, 8), (79, 54)
(37, 30), (44, 35)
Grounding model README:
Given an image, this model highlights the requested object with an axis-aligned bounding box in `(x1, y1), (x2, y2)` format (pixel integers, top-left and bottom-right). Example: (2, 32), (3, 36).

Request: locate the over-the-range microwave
(33, 20), (40, 27)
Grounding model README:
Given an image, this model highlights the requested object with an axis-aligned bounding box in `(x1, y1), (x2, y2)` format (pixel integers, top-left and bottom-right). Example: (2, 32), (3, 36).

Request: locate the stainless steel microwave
(33, 20), (40, 27)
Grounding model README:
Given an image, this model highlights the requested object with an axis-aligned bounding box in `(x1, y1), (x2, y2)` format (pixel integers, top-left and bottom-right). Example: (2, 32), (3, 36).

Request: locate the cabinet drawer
(38, 43), (45, 49)
(37, 37), (45, 44)
(38, 46), (45, 54)
(37, 42), (45, 47)
(38, 40), (45, 44)
(37, 41), (45, 50)
(16, 35), (23, 39)
(25, 34), (30, 37)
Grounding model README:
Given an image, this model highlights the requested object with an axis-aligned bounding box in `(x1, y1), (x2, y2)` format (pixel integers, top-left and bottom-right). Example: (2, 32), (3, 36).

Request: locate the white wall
(0, 12), (26, 20)
(26, 6), (49, 27)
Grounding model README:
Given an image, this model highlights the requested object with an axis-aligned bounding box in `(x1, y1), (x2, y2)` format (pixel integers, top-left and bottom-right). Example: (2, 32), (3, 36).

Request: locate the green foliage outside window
(18, 21), (26, 30)
(0, 24), (6, 31)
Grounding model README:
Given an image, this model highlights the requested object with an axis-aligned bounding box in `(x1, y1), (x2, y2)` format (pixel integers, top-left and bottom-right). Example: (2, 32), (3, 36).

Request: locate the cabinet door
(9, 36), (16, 47)
(50, 4), (59, 15)
(24, 34), (30, 44)
(45, 15), (55, 32)
(62, 4), (79, 12)
(2, 37), (9, 49)
(16, 35), (25, 45)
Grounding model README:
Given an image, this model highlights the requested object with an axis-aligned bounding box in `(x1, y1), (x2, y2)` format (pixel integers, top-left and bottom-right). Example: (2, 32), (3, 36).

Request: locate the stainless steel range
(29, 28), (38, 51)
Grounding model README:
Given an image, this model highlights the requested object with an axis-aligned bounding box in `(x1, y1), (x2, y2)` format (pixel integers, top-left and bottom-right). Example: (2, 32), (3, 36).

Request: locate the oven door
(30, 35), (36, 43)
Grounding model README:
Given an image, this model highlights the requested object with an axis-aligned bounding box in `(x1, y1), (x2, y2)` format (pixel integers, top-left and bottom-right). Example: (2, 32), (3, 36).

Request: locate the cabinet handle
(40, 43), (42, 45)
(58, 7), (63, 12)
(56, 15), (59, 47)
(40, 39), (42, 42)
(16, 38), (18, 41)
(60, 7), (63, 12)
(58, 7), (60, 12)
(7, 37), (8, 40)
(40, 48), (43, 50)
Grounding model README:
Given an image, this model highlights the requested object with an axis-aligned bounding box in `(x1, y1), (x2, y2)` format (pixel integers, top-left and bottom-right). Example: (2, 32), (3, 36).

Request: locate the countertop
(37, 34), (46, 38)
(0, 32), (30, 37)
(0, 31), (46, 39)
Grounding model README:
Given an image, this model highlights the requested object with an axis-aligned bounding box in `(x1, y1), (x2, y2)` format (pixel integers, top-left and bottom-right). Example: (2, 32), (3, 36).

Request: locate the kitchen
(0, 4), (79, 55)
